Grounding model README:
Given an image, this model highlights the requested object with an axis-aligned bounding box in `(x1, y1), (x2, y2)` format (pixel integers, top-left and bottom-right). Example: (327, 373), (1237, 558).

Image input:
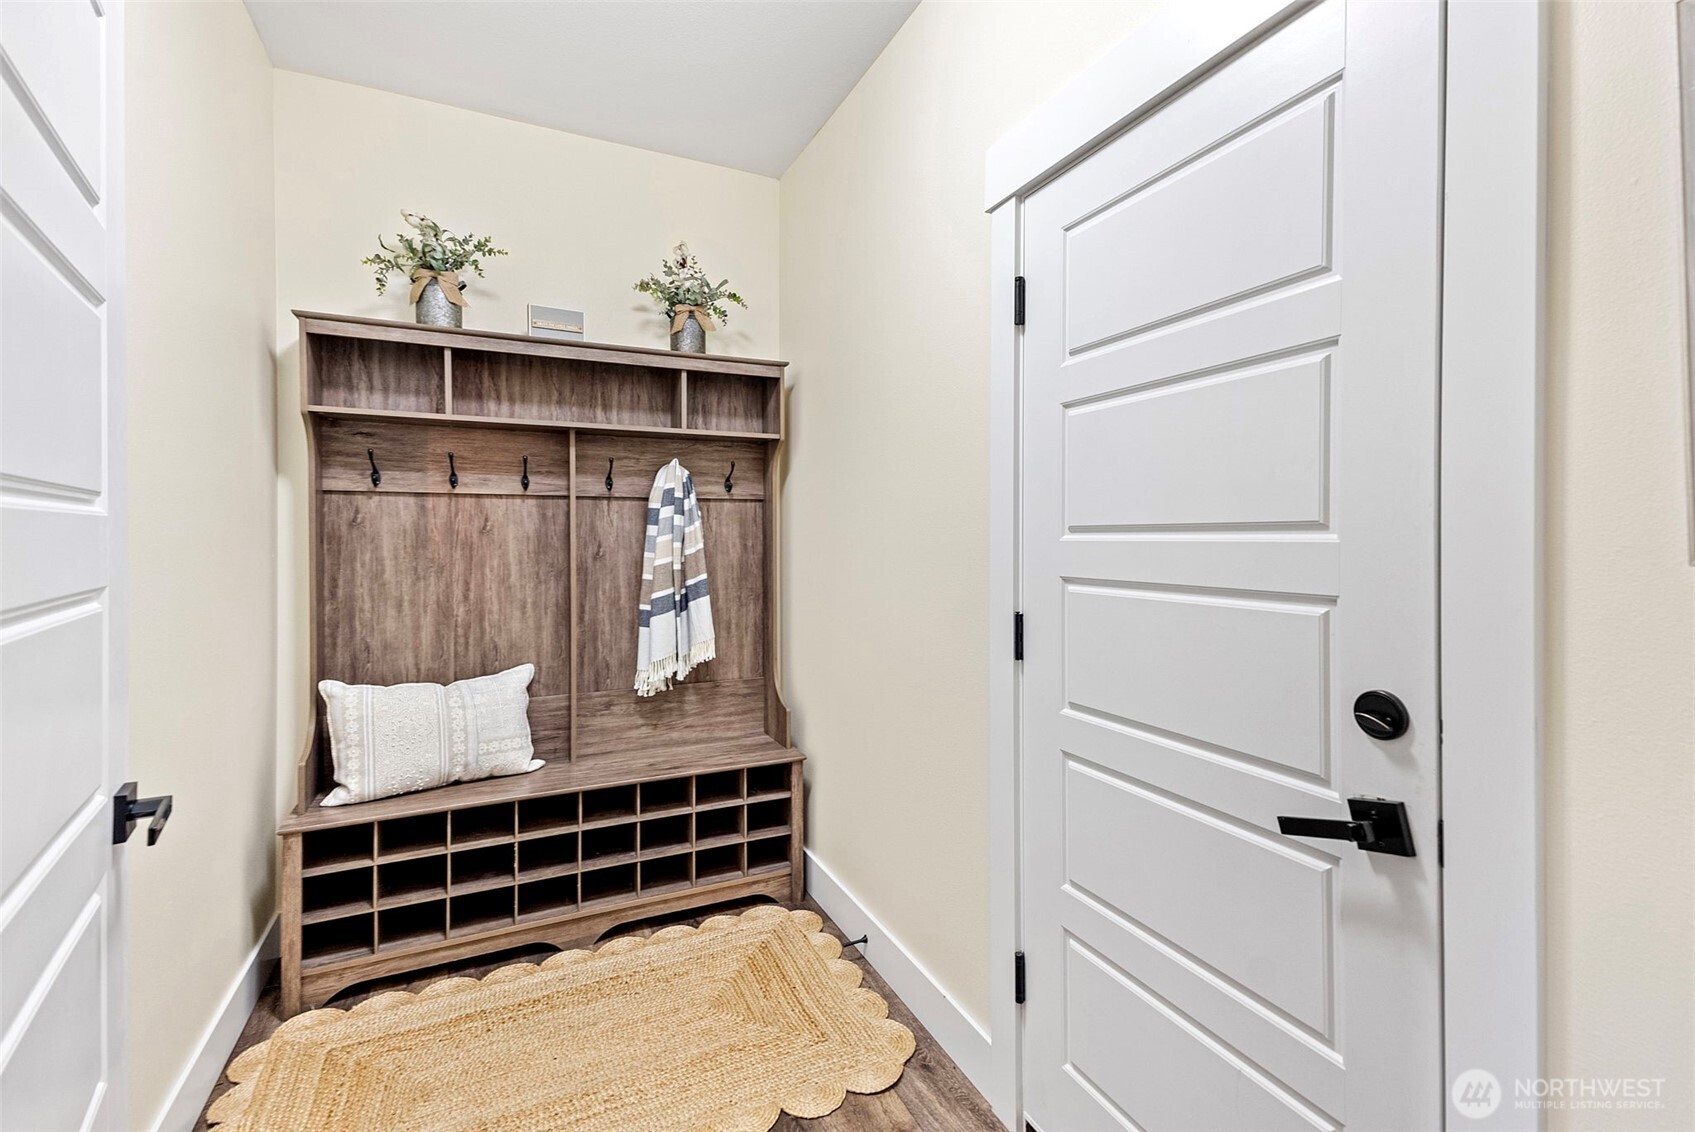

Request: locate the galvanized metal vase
(415, 278), (463, 328)
(669, 312), (706, 353)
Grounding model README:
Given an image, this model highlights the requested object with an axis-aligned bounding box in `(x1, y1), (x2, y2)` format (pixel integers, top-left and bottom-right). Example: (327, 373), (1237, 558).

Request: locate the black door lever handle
(113, 782), (174, 846)
(1278, 797), (1415, 856)
(1277, 815), (1378, 845)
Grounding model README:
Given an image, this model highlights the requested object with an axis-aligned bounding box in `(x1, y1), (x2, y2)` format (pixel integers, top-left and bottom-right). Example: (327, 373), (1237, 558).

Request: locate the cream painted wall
(270, 73), (781, 843)
(1545, 2), (1695, 1125)
(778, 0), (1158, 1028)
(125, 1), (277, 1127)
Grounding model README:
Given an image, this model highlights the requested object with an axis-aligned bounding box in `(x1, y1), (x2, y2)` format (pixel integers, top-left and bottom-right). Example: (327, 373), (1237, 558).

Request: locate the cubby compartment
(450, 887), (515, 936)
(519, 876), (578, 920)
(378, 813), (446, 858)
(582, 824), (636, 863)
(378, 855), (446, 906)
(581, 864), (637, 905)
(302, 824), (372, 872)
(746, 764), (789, 798)
(695, 771), (743, 808)
(695, 844), (744, 884)
(519, 833), (578, 879)
(688, 373), (775, 434)
(378, 901), (446, 951)
(582, 785), (638, 825)
(640, 815), (690, 856)
(640, 777), (691, 815)
(451, 803), (514, 847)
(451, 844), (516, 892)
(694, 805), (743, 847)
(301, 913), (373, 966)
(519, 793), (578, 836)
(641, 854), (692, 896)
(309, 337), (444, 414)
(747, 836), (789, 875)
(302, 868), (372, 922)
(747, 800), (788, 837)
(452, 352), (676, 427)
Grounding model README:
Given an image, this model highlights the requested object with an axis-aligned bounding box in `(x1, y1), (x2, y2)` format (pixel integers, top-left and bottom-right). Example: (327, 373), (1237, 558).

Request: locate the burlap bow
(409, 268), (467, 307)
(669, 305), (717, 332)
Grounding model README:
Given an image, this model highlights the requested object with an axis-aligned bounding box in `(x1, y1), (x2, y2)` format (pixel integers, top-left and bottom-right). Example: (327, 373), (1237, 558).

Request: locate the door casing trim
(984, 2), (1545, 1127)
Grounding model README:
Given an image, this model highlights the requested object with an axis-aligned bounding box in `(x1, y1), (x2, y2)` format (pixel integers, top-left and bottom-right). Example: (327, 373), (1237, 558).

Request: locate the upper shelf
(297, 311), (785, 438)
(294, 311), (787, 379)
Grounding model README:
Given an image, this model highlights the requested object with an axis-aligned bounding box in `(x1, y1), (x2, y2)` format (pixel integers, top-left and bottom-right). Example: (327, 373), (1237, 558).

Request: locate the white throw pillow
(318, 664), (543, 806)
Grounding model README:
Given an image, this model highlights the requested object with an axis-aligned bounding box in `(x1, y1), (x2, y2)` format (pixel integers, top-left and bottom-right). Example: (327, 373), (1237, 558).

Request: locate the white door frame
(984, 2), (1545, 1128)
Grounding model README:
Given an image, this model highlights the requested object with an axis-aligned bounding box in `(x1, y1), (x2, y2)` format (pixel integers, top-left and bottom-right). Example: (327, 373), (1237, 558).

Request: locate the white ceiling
(244, 1), (919, 177)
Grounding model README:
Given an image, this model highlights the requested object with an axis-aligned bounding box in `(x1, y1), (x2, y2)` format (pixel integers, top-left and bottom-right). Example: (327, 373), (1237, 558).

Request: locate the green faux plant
(362, 211), (508, 296)
(633, 243), (747, 324)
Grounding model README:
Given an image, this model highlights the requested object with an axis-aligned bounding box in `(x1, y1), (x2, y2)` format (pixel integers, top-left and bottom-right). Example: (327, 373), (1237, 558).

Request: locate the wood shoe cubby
(279, 313), (801, 1014)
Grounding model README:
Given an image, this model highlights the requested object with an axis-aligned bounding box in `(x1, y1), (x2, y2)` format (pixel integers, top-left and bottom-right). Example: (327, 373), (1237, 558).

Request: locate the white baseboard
(803, 850), (994, 1097)
(151, 916), (279, 1132)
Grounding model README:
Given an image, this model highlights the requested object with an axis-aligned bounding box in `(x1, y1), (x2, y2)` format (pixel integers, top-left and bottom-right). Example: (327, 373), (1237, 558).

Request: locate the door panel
(0, 1), (126, 1127)
(1065, 93), (1335, 351)
(1063, 356), (1331, 530)
(1020, 3), (1443, 1129)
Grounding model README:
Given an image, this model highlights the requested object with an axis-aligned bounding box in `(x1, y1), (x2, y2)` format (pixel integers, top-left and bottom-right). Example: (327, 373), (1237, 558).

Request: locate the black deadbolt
(1353, 689), (1410, 740)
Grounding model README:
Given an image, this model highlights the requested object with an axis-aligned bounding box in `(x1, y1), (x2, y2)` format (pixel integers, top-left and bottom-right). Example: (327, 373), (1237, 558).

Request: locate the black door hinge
(1437, 818), (1444, 867)
(1014, 951), (1027, 1004)
(1013, 276), (1026, 326)
(1014, 612), (1024, 661)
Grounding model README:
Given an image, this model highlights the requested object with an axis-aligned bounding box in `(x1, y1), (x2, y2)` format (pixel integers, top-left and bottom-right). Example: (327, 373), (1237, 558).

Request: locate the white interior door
(1018, 2), (1444, 1129)
(0, 1), (128, 1128)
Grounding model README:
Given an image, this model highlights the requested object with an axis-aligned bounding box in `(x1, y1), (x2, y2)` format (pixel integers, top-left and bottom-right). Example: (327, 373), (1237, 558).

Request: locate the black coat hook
(367, 448), (381, 488)
(605, 458), (614, 492)
(447, 451), (458, 489)
(521, 455), (530, 492)
(725, 461), (735, 494)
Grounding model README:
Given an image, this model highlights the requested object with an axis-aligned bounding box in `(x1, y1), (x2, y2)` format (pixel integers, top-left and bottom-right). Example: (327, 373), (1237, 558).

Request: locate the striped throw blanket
(635, 459), (716, 697)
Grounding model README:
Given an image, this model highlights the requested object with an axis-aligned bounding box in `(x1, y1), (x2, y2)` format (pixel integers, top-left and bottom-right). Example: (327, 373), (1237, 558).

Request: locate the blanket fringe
(635, 637), (717, 698)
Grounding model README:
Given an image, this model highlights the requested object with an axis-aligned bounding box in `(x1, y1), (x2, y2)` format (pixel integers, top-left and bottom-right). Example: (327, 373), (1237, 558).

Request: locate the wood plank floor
(196, 897), (1001, 1131)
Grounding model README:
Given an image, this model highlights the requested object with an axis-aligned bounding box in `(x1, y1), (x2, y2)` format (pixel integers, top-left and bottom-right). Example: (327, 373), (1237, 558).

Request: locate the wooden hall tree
(277, 312), (802, 1014)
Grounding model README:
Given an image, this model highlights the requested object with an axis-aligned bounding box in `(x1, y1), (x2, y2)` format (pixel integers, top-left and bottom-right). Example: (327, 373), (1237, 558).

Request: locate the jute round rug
(208, 906), (915, 1131)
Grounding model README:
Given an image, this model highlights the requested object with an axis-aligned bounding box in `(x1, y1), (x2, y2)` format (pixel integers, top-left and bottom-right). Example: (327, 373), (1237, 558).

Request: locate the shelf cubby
(583, 785), (638, 826)
(308, 336), (445, 414)
(747, 800), (789, 837)
(451, 803), (514, 847)
(640, 777), (691, 815)
(694, 806), (742, 845)
(582, 824), (636, 864)
(641, 854), (692, 896)
(695, 844), (744, 883)
(378, 901), (446, 951)
(519, 793), (579, 836)
(747, 836), (789, 875)
(451, 887), (516, 936)
(746, 764), (789, 797)
(519, 833), (578, 879)
(519, 876), (578, 920)
(451, 844), (516, 892)
(640, 815), (690, 855)
(302, 868), (372, 923)
(695, 771), (743, 808)
(379, 813), (447, 858)
(378, 856), (447, 906)
(302, 913), (373, 967)
(302, 823), (372, 873)
(581, 863), (638, 905)
(688, 373), (776, 434)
